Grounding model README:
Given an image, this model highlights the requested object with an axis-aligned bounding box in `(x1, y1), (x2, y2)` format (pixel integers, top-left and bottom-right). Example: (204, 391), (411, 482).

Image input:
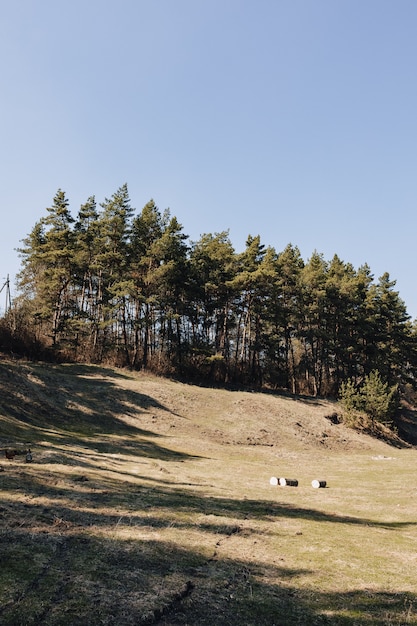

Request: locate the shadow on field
(1, 463), (416, 624)
(0, 520), (415, 626)
(2, 360), (417, 624)
(0, 361), (171, 434)
(2, 463), (416, 536)
(0, 361), (197, 462)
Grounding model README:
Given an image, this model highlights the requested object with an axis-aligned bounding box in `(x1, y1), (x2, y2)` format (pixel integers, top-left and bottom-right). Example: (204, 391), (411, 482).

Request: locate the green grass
(1, 358), (417, 625)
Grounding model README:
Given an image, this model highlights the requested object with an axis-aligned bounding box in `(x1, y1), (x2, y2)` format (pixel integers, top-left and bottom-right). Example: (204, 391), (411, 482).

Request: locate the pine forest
(3, 185), (417, 399)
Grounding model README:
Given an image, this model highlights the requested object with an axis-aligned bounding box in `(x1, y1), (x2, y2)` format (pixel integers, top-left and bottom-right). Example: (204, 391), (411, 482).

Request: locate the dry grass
(1, 357), (417, 625)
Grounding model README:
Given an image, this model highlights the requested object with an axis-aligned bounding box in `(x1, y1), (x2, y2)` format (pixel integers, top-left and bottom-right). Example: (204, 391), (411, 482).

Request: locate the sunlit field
(1, 359), (416, 625)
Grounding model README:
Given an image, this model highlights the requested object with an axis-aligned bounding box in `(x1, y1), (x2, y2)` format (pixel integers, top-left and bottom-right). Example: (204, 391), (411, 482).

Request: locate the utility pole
(0, 275), (12, 314)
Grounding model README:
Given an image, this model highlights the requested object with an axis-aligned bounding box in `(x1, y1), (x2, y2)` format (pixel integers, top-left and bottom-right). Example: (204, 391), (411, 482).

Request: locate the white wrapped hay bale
(279, 478), (298, 487)
(311, 479), (327, 488)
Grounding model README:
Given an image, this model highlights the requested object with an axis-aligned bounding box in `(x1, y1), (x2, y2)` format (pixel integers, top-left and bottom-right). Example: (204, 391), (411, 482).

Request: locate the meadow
(0, 358), (416, 625)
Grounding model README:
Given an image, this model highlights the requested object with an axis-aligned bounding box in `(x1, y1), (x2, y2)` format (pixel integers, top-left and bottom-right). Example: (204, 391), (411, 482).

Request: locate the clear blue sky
(1, 0), (417, 317)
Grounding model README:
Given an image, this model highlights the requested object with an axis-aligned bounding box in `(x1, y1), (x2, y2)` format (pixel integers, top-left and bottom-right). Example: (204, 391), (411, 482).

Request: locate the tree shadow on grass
(0, 526), (310, 626)
(0, 360), (197, 462)
(2, 455), (417, 625)
(2, 466), (416, 535)
(33, 434), (197, 464)
(0, 523), (415, 626)
(1, 361), (416, 623)
(1, 361), (171, 433)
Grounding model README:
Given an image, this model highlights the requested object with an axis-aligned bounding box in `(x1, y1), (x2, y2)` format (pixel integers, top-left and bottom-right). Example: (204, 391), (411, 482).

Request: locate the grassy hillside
(1, 357), (417, 625)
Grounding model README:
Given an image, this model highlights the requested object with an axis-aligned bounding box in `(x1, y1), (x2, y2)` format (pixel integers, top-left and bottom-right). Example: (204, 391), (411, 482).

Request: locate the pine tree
(73, 196), (101, 355)
(188, 231), (236, 369)
(140, 213), (190, 370)
(364, 272), (412, 383)
(360, 370), (398, 428)
(298, 251), (328, 395)
(274, 244), (304, 393)
(95, 184), (135, 362)
(340, 370), (398, 430)
(130, 200), (167, 369)
(231, 235), (270, 385)
(323, 255), (372, 392)
(18, 190), (75, 346)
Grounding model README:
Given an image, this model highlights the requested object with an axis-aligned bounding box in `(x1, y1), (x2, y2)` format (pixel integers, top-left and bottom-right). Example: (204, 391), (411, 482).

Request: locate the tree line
(4, 184), (417, 397)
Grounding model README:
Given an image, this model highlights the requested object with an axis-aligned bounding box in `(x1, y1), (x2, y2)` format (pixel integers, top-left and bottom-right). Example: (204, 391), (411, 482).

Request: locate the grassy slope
(1, 357), (417, 625)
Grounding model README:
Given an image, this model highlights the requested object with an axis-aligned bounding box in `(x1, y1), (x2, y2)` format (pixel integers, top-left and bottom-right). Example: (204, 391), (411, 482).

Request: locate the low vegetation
(1, 356), (417, 625)
(339, 370), (399, 430)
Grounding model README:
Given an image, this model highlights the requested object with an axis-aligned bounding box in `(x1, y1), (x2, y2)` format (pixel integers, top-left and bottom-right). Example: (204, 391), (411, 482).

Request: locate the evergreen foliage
(339, 370), (398, 428)
(12, 186), (417, 406)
